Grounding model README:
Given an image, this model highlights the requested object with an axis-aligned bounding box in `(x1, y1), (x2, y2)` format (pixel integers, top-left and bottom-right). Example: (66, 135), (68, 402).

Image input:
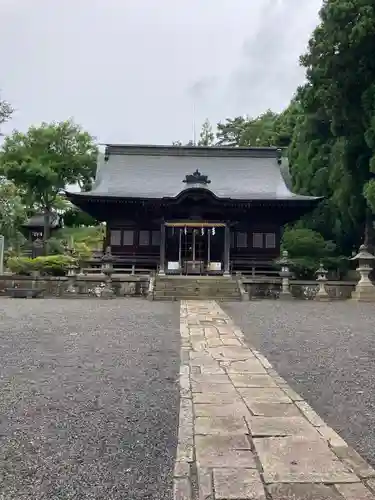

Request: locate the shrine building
(66, 144), (320, 275)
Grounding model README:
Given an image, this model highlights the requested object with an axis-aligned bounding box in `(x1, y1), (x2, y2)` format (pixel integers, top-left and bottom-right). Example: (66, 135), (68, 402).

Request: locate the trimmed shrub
(7, 255), (77, 276)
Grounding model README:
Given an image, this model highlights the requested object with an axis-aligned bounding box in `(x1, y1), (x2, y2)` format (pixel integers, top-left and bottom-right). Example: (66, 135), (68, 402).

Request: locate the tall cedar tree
(295, 0), (375, 250)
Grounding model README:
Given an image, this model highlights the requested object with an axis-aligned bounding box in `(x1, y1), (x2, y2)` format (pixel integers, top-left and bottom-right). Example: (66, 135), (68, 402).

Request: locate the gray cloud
(0, 0), (322, 144)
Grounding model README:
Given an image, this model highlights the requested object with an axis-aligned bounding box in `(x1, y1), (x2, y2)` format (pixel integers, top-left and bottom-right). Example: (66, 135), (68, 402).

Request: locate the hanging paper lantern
(201, 227), (204, 236)
(212, 227), (215, 236)
(184, 226), (187, 235)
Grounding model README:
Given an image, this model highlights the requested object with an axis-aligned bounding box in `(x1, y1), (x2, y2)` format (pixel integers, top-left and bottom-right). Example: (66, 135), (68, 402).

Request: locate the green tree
(216, 116), (249, 146)
(296, 0), (375, 250)
(0, 94), (13, 131)
(0, 180), (27, 247)
(198, 118), (215, 146)
(0, 120), (97, 247)
(216, 111), (282, 147)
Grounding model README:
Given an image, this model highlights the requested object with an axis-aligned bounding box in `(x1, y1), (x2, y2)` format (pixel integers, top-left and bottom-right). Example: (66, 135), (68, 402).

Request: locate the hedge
(7, 255), (77, 276)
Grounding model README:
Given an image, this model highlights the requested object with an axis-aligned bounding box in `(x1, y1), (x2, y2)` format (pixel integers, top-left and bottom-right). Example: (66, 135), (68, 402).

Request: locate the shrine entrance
(163, 222), (229, 275)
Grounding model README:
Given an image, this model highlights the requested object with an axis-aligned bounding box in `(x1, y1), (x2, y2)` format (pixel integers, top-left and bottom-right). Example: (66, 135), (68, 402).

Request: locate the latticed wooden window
(151, 230), (161, 246)
(265, 233), (276, 249)
(110, 230), (121, 246)
(252, 233), (263, 248)
(236, 232), (248, 248)
(139, 230), (150, 246)
(123, 230), (134, 246)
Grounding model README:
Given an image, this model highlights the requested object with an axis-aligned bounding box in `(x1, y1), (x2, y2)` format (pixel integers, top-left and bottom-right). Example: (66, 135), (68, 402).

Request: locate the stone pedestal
(278, 251), (293, 300)
(352, 266), (375, 302)
(315, 263), (330, 301)
(351, 245), (375, 302)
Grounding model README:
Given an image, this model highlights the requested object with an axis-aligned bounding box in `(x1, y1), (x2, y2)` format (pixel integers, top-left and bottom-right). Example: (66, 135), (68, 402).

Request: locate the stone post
(350, 244), (375, 302)
(101, 246), (114, 298)
(278, 250), (292, 300)
(0, 235), (4, 275)
(315, 262), (330, 301)
(32, 238), (44, 259)
(65, 261), (78, 295)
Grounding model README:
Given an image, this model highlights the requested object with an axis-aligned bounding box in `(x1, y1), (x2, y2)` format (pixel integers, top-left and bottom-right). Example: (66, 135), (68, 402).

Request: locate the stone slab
(254, 436), (360, 484)
(239, 387), (292, 404)
(173, 478), (192, 500)
(194, 403), (250, 418)
(208, 346), (256, 361)
(335, 483), (375, 499)
(174, 461), (190, 478)
(197, 467), (214, 500)
(192, 382), (237, 394)
(225, 359), (268, 374)
(213, 468), (266, 499)
(332, 446), (375, 479)
(248, 402), (302, 417)
(267, 483), (342, 499)
(219, 337), (242, 346)
(193, 392), (240, 404)
(195, 435), (256, 468)
(229, 373), (277, 387)
(191, 374), (231, 385)
(248, 416), (321, 438)
(195, 415), (248, 436)
(296, 401), (326, 427)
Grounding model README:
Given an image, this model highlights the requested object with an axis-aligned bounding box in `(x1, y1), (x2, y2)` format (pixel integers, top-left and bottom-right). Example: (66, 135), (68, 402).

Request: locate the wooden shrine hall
(66, 144), (320, 275)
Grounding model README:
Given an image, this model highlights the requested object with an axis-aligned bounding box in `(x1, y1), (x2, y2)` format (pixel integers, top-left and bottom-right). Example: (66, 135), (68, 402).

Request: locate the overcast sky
(1, 0), (322, 145)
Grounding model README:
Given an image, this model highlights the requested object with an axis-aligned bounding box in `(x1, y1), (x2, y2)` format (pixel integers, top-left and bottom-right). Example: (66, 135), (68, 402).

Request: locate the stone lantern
(350, 244), (375, 302)
(278, 250), (292, 300)
(315, 262), (330, 301)
(66, 260), (78, 295)
(101, 246), (114, 298)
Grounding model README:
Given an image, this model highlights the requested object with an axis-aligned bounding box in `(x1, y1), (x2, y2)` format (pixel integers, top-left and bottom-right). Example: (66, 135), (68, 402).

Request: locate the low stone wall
(0, 274), (150, 298)
(0, 274), (357, 300)
(242, 279), (356, 300)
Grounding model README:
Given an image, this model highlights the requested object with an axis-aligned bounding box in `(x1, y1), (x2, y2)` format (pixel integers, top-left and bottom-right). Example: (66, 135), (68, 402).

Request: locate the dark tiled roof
(66, 145), (319, 202)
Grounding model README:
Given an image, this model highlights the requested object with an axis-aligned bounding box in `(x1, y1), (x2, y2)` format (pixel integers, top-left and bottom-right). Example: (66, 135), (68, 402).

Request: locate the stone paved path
(174, 300), (375, 500)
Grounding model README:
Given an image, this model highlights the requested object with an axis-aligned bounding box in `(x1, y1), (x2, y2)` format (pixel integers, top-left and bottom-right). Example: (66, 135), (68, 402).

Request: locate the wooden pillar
(207, 229), (211, 264)
(223, 224), (230, 276)
(178, 228), (182, 271)
(159, 222), (166, 275)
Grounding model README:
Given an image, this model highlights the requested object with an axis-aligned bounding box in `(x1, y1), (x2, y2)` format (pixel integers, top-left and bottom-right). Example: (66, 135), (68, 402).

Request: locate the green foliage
(0, 94), (13, 128)
(0, 120), (97, 242)
(62, 207), (98, 227)
(7, 255), (76, 276)
(282, 227), (336, 258)
(54, 225), (104, 251)
(289, 0), (375, 252)
(281, 227), (347, 278)
(198, 119), (215, 146)
(0, 180), (27, 247)
(364, 178), (375, 213)
(216, 111), (287, 148)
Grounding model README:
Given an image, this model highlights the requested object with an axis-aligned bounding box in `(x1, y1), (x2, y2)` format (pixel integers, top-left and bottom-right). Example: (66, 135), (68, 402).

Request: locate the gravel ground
(0, 298), (180, 500)
(224, 300), (375, 466)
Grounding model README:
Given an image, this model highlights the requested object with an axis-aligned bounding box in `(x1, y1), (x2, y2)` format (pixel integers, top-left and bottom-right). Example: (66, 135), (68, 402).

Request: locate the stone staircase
(152, 275), (242, 301)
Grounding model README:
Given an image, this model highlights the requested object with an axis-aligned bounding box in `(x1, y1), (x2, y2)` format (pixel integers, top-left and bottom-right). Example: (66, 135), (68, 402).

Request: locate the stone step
(153, 296), (242, 301)
(153, 276), (242, 301)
